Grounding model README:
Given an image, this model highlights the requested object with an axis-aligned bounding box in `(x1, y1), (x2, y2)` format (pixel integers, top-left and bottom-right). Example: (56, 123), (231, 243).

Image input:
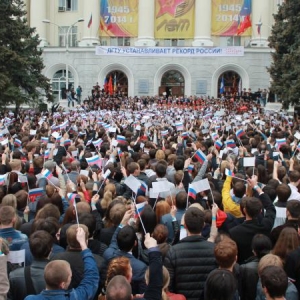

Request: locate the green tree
(268, 0), (300, 109)
(0, 0), (52, 114)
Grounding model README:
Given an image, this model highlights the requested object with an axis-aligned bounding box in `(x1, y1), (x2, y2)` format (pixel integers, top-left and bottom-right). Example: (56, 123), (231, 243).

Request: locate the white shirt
(288, 184), (300, 201)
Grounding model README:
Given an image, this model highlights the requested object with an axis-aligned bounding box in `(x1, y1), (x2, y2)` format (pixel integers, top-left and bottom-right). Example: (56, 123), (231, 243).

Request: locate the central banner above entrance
(95, 46), (245, 57)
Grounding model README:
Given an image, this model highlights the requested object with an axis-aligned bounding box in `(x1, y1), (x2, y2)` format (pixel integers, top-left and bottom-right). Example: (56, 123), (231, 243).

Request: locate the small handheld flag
(117, 135), (126, 144)
(28, 187), (44, 197)
(41, 169), (53, 180)
(193, 149), (207, 164)
(225, 169), (235, 177)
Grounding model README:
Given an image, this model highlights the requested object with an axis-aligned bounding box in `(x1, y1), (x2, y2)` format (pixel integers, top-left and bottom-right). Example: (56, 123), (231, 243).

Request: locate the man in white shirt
(287, 171), (300, 201)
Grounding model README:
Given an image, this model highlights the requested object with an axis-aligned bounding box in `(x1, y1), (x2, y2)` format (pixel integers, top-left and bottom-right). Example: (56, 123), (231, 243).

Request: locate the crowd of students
(0, 97), (298, 300)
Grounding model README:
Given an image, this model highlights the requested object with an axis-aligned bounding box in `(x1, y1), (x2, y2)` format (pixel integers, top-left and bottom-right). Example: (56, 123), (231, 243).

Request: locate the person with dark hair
(25, 227), (99, 300)
(239, 234), (272, 300)
(161, 191), (186, 243)
(229, 175), (276, 264)
(100, 201), (126, 246)
(106, 233), (162, 300)
(164, 207), (216, 300)
(271, 199), (300, 245)
(9, 230), (53, 299)
(21, 217), (65, 265)
(275, 183), (291, 207)
(205, 269), (237, 300)
(260, 266), (288, 300)
(103, 209), (147, 295)
(78, 213), (107, 256)
(288, 170), (300, 201)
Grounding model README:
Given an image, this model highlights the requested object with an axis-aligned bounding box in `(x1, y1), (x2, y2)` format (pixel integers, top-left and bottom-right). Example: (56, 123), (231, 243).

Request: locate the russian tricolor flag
(67, 193), (78, 203)
(41, 137), (49, 144)
(86, 155), (101, 166)
(194, 149), (207, 164)
(28, 187), (44, 197)
(118, 148), (123, 157)
(225, 139), (236, 148)
(211, 133), (219, 141)
(44, 150), (50, 159)
(135, 202), (146, 218)
(41, 169), (53, 180)
(236, 129), (245, 139)
(117, 135), (126, 144)
(188, 164), (194, 173)
(64, 139), (71, 147)
(276, 138), (286, 149)
(59, 120), (69, 130)
(188, 185), (197, 199)
(175, 122), (184, 131)
(13, 139), (21, 148)
(0, 175), (5, 186)
(225, 169), (235, 177)
(181, 132), (189, 139)
(215, 140), (223, 150)
(161, 130), (168, 137)
(93, 139), (103, 148)
(137, 181), (147, 196)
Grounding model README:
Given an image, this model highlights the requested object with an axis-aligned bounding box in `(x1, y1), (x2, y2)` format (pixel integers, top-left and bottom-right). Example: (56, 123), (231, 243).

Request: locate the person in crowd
(164, 206), (217, 300)
(106, 233), (163, 300)
(0, 205), (28, 250)
(229, 175), (276, 264)
(8, 230), (53, 299)
(103, 209), (147, 295)
(256, 254), (298, 300)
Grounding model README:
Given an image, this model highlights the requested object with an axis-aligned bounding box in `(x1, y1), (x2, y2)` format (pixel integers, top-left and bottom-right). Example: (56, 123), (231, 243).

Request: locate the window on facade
(52, 70), (74, 101)
(219, 36), (241, 47)
(59, 26), (78, 47)
(110, 37), (130, 46)
(58, 0), (78, 11)
(163, 39), (184, 47)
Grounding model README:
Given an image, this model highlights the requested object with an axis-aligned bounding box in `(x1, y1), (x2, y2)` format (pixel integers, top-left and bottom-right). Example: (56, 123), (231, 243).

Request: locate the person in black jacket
(229, 175), (276, 264)
(164, 207), (217, 300)
(106, 233), (163, 300)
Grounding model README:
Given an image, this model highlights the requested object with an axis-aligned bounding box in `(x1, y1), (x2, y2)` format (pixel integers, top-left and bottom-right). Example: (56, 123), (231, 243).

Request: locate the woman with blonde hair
(100, 183), (116, 215)
(2, 194), (23, 229)
(145, 266), (186, 300)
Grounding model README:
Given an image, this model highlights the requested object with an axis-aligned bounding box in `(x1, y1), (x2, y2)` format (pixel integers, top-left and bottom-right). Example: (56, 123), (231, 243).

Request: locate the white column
(192, 0), (213, 47)
(30, 0), (48, 47)
(135, 0), (155, 46)
(78, 0), (100, 46)
(250, 0), (271, 47)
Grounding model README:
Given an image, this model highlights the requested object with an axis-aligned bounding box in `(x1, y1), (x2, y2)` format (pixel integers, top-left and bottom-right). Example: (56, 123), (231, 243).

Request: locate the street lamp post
(43, 18), (84, 100)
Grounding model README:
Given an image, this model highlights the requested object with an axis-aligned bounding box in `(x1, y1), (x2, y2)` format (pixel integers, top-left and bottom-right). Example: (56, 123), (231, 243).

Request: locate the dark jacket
(229, 192), (276, 264)
(8, 259), (49, 300)
(103, 226), (147, 294)
(51, 249), (104, 295)
(164, 235), (217, 300)
(285, 247), (300, 294)
(239, 256), (259, 300)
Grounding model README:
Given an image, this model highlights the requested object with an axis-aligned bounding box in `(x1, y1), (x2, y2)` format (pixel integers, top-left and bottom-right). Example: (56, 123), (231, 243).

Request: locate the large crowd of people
(0, 95), (298, 300)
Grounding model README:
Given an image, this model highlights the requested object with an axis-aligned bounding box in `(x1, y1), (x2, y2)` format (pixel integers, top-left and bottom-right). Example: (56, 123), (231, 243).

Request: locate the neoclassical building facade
(24, 0), (283, 101)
